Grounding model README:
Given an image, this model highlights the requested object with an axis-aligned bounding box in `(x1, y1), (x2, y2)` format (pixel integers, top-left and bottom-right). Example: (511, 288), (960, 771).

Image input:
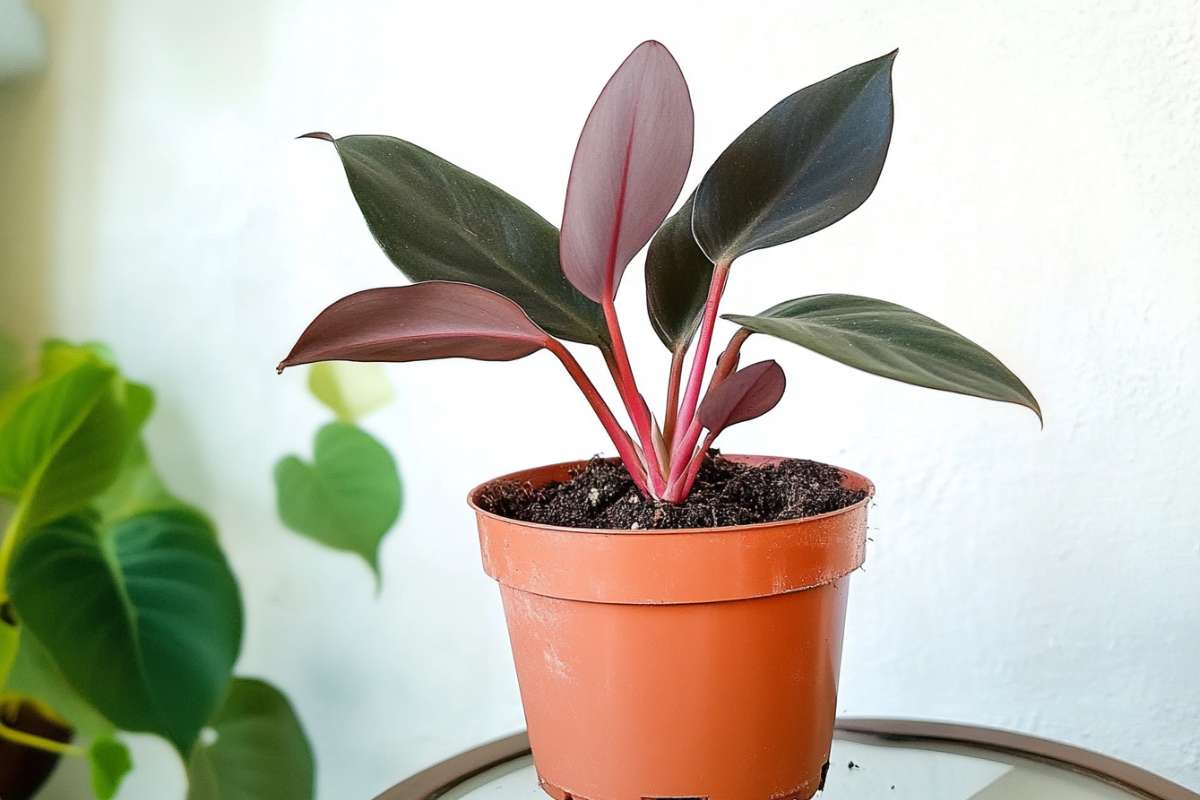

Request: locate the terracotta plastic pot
(469, 455), (872, 800)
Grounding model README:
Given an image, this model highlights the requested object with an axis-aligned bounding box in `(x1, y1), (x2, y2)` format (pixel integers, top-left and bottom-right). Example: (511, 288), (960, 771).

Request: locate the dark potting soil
(475, 452), (867, 530)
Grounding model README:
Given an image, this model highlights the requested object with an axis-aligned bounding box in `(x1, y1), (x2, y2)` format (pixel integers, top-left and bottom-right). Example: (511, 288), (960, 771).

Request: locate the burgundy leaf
(560, 40), (694, 303)
(278, 282), (550, 371)
(698, 360), (786, 436)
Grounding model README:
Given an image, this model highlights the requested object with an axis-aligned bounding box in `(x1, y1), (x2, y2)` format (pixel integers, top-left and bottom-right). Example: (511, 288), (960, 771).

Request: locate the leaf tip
(296, 131), (335, 142)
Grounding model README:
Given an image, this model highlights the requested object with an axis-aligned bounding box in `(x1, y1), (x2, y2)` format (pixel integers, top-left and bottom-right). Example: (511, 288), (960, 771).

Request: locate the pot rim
(467, 454), (875, 536)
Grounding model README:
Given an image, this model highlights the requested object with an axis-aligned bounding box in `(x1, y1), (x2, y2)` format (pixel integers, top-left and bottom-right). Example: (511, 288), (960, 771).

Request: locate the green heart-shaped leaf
(0, 361), (133, 531)
(307, 361), (393, 422)
(274, 421), (401, 578)
(644, 194), (714, 353)
(7, 508), (243, 755)
(89, 736), (133, 800)
(724, 294), (1040, 420)
(305, 133), (608, 349)
(186, 677), (315, 800)
(692, 51), (896, 265)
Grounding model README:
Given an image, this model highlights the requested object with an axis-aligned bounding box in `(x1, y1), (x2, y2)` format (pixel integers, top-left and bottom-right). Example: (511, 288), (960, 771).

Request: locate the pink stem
(546, 339), (650, 496)
(666, 415), (703, 493)
(661, 347), (685, 450)
(602, 300), (666, 495)
(668, 430), (716, 501)
(664, 328), (752, 501)
(670, 261), (730, 453)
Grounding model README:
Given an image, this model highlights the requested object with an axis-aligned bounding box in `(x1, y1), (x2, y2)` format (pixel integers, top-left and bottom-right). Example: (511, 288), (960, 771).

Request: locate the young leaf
(560, 40), (694, 303)
(0, 361), (132, 529)
(307, 361), (394, 422)
(186, 677), (315, 800)
(274, 421), (401, 579)
(89, 736), (133, 800)
(301, 133), (609, 348)
(692, 51), (897, 265)
(278, 282), (551, 371)
(7, 508), (243, 756)
(644, 193), (714, 352)
(698, 360), (787, 437)
(724, 294), (1041, 420)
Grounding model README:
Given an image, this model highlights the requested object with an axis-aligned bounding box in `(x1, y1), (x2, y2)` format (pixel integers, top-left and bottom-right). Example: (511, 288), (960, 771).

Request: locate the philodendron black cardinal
(279, 42), (1039, 503)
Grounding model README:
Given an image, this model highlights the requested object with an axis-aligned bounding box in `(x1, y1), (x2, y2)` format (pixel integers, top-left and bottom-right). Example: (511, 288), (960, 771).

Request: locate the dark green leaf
(89, 736), (133, 800)
(3, 627), (114, 737)
(7, 508), (243, 755)
(644, 194), (714, 352)
(274, 421), (401, 579)
(692, 51), (896, 264)
(186, 677), (315, 800)
(306, 133), (608, 348)
(724, 294), (1041, 419)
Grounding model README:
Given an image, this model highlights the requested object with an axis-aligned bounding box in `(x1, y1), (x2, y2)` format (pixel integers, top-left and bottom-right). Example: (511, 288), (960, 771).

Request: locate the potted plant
(279, 42), (1038, 800)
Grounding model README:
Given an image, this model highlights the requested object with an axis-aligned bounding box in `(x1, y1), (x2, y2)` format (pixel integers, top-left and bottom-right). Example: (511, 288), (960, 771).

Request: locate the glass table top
(437, 734), (1147, 800)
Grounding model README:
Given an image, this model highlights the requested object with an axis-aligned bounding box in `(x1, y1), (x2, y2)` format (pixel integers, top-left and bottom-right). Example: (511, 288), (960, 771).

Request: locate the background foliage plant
(0, 337), (314, 800)
(273, 361), (403, 582)
(280, 41), (1039, 505)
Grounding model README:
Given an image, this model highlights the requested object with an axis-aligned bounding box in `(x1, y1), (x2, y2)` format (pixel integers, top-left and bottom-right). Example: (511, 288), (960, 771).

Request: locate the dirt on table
(475, 452), (867, 530)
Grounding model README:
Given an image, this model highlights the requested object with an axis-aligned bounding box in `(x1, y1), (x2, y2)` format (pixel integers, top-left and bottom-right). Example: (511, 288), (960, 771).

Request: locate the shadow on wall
(0, 0), (110, 348)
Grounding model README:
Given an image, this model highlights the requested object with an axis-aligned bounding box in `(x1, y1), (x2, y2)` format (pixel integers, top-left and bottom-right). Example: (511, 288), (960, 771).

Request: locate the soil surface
(475, 452), (867, 530)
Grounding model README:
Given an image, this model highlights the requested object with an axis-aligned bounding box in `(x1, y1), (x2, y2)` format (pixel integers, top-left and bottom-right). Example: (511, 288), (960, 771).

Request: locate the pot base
(537, 771), (827, 800)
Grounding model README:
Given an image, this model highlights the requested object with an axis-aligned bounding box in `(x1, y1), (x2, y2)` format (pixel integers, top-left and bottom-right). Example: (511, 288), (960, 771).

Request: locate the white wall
(3, 0), (1197, 797)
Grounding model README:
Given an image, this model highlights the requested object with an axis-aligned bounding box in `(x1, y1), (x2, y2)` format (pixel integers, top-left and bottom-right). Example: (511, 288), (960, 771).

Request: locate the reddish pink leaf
(560, 40), (694, 303)
(698, 360), (786, 436)
(278, 281), (550, 371)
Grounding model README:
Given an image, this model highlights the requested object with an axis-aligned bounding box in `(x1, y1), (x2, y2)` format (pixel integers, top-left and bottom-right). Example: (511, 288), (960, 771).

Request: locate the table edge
(373, 718), (1199, 800)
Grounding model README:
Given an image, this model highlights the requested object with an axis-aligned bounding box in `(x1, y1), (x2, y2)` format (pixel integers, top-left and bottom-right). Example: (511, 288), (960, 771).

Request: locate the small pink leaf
(278, 281), (550, 371)
(560, 40), (694, 303)
(698, 360), (786, 437)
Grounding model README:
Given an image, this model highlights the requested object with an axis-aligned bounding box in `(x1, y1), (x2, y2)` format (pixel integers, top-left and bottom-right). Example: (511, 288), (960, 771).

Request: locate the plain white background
(2, 0), (1197, 797)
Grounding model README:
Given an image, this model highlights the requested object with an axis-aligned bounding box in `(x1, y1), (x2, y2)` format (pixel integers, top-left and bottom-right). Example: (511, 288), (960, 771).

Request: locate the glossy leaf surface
(560, 40), (693, 302)
(306, 133), (608, 347)
(186, 677), (315, 800)
(8, 509), (242, 755)
(725, 294), (1041, 419)
(693, 51), (896, 264)
(278, 282), (550, 371)
(698, 360), (786, 436)
(644, 193), (713, 352)
(274, 421), (401, 578)
(307, 361), (393, 422)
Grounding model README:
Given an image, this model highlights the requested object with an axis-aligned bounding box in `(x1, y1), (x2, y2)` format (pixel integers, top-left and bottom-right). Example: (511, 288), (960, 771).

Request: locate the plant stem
(661, 347), (685, 449)
(546, 339), (650, 496)
(668, 430), (717, 502)
(670, 261), (730, 453)
(0, 719), (84, 756)
(665, 415), (703, 497)
(711, 327), (752, 387)
(0, 501), (29, 598)
(600, 301), (666, 495)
